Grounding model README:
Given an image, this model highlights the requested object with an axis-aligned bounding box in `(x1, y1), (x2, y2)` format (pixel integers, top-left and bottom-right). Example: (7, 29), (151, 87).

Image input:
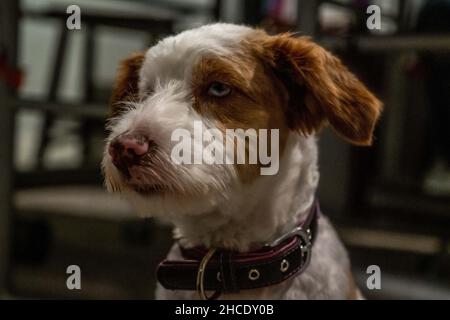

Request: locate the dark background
(0, 0), (449, 299)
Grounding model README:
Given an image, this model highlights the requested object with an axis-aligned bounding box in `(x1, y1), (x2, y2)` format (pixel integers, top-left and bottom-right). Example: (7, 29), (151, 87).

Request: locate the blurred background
(0, 0), (449, 299)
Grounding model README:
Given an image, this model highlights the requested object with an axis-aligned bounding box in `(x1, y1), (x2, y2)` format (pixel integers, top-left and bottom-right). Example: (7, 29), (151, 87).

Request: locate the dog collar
(156, 200), (320, 299)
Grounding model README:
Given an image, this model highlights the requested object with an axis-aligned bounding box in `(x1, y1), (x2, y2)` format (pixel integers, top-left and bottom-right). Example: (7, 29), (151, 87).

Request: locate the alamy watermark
(65, 4), (381, 31)
(171, 121), (280, 175)
(66, 5), (81, 30)
(366, 5), (381, 30)
(366, 265), (381, 290)
(66, 265), (81, 290)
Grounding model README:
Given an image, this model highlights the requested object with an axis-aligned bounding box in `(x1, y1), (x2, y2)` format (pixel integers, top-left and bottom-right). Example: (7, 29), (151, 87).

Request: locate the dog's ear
(110, 52), (145, 117)
(262, 34), (382, 146)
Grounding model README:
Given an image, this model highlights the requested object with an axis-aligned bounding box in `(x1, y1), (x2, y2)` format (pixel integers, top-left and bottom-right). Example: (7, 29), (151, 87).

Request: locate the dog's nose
(108, 133), (150, 172)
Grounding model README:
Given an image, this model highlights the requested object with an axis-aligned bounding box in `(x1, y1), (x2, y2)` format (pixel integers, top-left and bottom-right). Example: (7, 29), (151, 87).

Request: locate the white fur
(139, 23), (253, 95)
(155, 134), (351, 299)
(103, 23), (353, 300)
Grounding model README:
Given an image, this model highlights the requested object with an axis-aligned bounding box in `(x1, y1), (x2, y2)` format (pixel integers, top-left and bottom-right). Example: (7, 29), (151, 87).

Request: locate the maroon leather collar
(156, 200), (320, 298)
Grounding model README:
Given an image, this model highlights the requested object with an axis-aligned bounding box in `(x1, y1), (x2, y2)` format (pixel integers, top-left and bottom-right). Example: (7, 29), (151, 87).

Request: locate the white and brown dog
(102, 23), (382, 299)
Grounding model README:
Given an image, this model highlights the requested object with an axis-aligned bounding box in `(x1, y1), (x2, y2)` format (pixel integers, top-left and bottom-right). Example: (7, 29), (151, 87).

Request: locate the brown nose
(108, 133), (150, 174)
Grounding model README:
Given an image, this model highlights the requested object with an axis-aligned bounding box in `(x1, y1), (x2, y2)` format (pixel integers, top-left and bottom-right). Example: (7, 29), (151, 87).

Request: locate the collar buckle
(196, 248), (219, 300)
(264, 226), (311, 249)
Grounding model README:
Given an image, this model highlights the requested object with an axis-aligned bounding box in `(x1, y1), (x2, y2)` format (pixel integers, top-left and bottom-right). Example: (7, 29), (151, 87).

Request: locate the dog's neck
(173, 134), (319, 252)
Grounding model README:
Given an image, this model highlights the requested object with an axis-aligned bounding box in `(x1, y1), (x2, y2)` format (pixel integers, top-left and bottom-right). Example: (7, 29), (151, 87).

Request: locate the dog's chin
(124, 184), (227, 219)
(122, 171), (236, 219)
(130, 183), (169, 196)
(103, 156), (237, 218)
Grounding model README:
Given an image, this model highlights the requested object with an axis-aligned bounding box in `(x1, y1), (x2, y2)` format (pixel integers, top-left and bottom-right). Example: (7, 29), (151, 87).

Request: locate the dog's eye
(207, 82), (231, 97)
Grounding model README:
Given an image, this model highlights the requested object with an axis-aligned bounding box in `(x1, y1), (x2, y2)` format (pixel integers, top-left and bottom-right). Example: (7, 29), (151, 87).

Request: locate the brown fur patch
(109, 52), (145, 118)
(191, 51), (290, 183)
(190, 29), (382, 182)
(247, 31), (383, 146)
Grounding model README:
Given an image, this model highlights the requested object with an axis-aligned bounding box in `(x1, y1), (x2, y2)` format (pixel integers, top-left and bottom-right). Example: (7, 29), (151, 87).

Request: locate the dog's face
(102, 24), (381, 217)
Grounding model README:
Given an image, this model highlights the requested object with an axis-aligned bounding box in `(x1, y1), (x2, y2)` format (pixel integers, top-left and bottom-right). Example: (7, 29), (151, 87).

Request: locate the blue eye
(207, 82), (231, 97)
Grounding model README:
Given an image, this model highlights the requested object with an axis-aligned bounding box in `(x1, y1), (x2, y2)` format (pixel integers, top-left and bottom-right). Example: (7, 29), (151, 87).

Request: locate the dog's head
(102, 23), (382, 218)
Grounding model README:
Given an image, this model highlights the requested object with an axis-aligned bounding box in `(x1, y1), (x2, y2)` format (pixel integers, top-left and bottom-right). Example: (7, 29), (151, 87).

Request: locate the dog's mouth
(131, 183), (168, 196)
(125, 168), (172, 196)
(109, 147), (178, 196)
(124, 161), (182, 196)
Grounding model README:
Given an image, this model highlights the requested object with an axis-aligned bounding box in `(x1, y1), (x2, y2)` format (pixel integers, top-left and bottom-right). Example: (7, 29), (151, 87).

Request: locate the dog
(102, 23), (382, 299)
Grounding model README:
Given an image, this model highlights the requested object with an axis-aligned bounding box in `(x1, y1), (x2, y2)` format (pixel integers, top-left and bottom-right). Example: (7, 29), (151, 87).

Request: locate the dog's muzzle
(156, 199), (320, 299)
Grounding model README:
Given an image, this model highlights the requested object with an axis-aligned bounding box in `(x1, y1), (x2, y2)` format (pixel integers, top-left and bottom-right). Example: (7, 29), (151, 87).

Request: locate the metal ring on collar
(196, 248), (218, 300)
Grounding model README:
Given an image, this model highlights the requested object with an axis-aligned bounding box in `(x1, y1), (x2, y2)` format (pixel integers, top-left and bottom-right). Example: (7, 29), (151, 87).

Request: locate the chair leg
(37, 24), (68, 168)
(81, 24), (95, 166)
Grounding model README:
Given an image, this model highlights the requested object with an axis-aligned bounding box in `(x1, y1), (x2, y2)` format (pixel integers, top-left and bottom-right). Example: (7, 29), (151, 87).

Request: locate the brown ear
(110, 52), (145, 117)
(263, 34), (382, 146)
